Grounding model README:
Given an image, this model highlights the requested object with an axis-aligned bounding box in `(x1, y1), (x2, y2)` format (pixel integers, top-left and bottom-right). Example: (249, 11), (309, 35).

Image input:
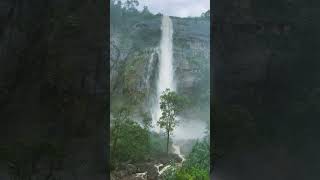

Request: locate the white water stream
(172, 144), (185, 163)
(151, 15), (175, 133)
(156, 144), (185, 176)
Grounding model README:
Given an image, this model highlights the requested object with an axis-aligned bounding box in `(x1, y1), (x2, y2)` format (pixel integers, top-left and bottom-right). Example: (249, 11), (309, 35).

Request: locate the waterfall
(151, 15), (175, 132)
(145, 49), (156, 90)
(172, 144), (185, 162)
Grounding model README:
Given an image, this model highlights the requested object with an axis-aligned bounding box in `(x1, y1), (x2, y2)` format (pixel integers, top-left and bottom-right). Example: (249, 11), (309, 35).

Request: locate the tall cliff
(213, 0), (320, 179)
(110, 7), (210, 122)
(0, 0), (107, 179)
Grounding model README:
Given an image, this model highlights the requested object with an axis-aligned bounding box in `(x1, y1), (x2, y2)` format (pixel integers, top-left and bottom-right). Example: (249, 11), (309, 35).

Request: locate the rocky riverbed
(111, 152), (183, 180)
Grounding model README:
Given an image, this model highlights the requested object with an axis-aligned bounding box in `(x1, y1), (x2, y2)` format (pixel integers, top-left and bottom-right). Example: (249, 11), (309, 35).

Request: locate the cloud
(137, 0), (210, 17)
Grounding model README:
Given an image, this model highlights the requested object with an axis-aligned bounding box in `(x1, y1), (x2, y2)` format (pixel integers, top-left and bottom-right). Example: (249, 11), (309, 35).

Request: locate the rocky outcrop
(110, 152), (182, 180)
(110, 12), (163, 116)
(0, 0), (107, 179)
(110, 13), (161, 96)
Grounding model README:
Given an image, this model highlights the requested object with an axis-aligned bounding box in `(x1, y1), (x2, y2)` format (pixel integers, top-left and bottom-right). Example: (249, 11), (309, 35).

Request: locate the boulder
(126, 163), (137, 174)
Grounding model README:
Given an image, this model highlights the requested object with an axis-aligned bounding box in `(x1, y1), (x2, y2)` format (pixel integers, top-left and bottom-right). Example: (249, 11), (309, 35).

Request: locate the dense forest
(110, 0), (210, 179)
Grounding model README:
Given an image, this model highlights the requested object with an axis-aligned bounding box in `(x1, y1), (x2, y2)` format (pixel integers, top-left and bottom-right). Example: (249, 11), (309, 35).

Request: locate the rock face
(0, 0), (107, 179)
(213, 0), (320, 179)
(172, 17), (210, 114)
(110, 9), (210, 120)
(110, 11), (162, 114)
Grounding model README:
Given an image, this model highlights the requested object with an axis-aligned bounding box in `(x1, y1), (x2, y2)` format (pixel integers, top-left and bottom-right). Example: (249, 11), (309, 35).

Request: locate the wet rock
(147, 166), (159, 180)
(171, 153), (183, 163)
(135, 172), (148, 180)
(126, 163), (137, 174)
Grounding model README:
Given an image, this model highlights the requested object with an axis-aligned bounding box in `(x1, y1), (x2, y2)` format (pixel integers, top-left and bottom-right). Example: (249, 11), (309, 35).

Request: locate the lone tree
(158, 88), (187, 154)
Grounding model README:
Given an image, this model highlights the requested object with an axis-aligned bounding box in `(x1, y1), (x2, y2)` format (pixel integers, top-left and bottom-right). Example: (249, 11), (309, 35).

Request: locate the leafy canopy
(111, 106), (149, 164)
(158, 88), (187, 133)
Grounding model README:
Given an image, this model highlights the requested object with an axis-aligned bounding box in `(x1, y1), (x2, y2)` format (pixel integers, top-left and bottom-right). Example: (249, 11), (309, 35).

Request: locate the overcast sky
(136, 0), (210, 17)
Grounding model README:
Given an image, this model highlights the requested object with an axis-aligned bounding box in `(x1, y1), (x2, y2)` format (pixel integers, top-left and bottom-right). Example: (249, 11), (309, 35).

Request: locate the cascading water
(145, 49), (157, 90)
(151, 15), (175, 132)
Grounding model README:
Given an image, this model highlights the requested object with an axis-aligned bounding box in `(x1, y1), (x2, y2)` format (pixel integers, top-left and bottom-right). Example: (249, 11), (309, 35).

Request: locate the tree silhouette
(158, 88), (187, 154)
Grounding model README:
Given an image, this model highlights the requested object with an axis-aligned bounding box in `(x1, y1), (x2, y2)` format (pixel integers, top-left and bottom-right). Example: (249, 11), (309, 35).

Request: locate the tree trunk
(112, 137), (118, 155)
(166, 130), (170, 155)
(112, 128), (118, 156)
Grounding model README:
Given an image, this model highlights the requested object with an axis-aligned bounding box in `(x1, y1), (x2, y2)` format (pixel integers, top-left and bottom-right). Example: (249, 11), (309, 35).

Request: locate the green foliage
(162, 163), (209, 180)
(110, 1), (211, 175)
(124, 0), (139, 11)
(141, 111), (152, 130)
(183, 139), (210, 171)
(158, 89), (187, 133)
(175, 166), (209, 180)
(142, 6), (152, 16)
(158, 88), (188, 153)
(110, 105), (173, 169)
(162, 137), (210, 180)
(111, 0), (141, 19)
(149, 132), (168, 154)
(201, 10), (210, 18)
(113, 120), (149, 161)
(111, 106), (150, 167)
(161, 162), (178, 180)
(180, 137), (210, 179)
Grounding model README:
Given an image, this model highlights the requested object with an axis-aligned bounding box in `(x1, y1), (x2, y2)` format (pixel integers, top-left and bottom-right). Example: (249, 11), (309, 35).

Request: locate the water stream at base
(134, 143), (185, 179)
(172, 144), (185, 163)
(157, 144), (185, 176)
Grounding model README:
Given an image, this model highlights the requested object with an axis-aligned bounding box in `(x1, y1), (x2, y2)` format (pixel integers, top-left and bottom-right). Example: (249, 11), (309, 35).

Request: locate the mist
(172, 117), (207, 140)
